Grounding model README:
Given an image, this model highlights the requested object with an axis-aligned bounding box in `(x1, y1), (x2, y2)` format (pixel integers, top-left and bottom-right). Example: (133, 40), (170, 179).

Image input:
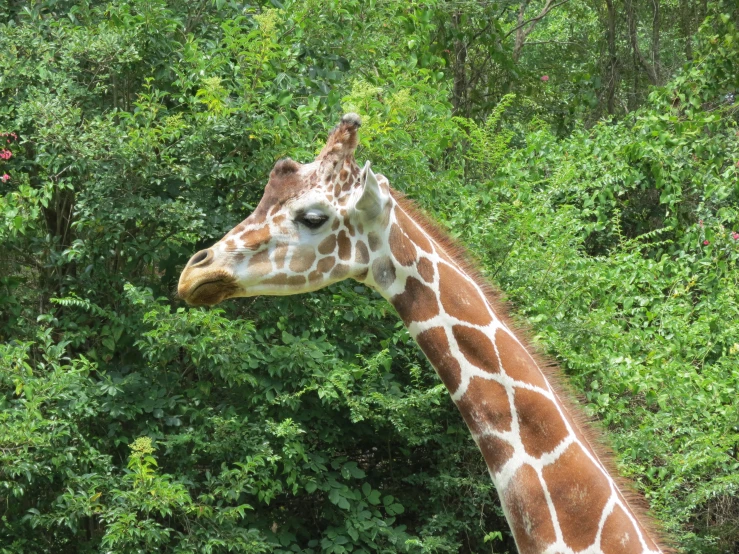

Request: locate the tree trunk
(451, 11), (468, 115)
(626, 0), (659, 87)
(513, 1), (530, 63)
(605, 0), (618, 114)
(681, 1), (693, 60)
(651, 0), (660, 83)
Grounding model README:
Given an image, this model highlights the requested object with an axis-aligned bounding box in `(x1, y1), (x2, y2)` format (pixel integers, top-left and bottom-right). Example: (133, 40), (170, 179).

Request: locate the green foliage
(1, 1), (738, 553)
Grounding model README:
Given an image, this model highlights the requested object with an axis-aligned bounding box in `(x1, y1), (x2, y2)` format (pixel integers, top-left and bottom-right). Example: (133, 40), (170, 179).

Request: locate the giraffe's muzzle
(178, 249), (238, 306)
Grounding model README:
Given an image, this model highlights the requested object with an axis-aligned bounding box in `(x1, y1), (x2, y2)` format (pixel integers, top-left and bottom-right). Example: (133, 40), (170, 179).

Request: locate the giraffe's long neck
(366, 196), (663, 554)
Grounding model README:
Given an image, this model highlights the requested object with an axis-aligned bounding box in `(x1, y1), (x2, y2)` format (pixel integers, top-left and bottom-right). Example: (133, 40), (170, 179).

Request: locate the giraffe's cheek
(247, 250), (273, 279)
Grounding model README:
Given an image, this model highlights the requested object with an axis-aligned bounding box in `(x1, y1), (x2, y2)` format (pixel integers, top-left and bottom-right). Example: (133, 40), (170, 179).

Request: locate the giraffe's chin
(180, 276), (239, 307)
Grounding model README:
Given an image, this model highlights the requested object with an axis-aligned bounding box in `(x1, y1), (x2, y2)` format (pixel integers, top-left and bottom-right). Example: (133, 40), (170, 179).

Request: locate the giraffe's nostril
(188, 248), (213, 268)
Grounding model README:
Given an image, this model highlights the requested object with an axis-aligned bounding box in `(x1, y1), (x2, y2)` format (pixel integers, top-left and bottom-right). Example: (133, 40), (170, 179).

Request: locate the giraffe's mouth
(179, 273), (239, 306)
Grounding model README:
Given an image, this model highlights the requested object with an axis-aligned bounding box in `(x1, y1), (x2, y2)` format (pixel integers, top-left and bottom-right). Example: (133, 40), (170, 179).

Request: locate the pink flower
(703, 240), (710, 245)
(0, 149), (11, 160)
(541, 75), (549, 82)
(0, 174), (9, 182)
(732, 232), (739, 240)
(699, 219), (703, 227)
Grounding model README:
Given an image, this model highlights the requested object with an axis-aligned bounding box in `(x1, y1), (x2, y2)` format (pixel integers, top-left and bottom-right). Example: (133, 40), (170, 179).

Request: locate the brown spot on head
(318, 234), (336, 255)
(343, 216), (355, 236)
(542, 443), (611, 551)
(600, 505), (645, 554)
(331, 218), (340, 231)
(337, 230), (351, 261)
(371, 256), (396, 289)
(241, 226), (272, 250)
(456, 376), (511, 435)
(231, 224), (245, 235)
(495, 329), (548, 389)
(354, 241), (369, 264)
(416, 327), (462, 393)
(263, 273), (286, 286)
(308, 270), (322, 283)
(264, 273), (307, 287)
(504, 464), (557, 551)
(247, 249), (271, 277)
(330, 263), (350, 280)
(274, 243), (288, 270)
(233, 253), (246, 263)
(354, 268), (368, 281)
(317, 256), (335, 274)
(270, 158), (300, 179)
(289, 245), (316, 273)
(391, 276), (439, 326)
(389, 223), (416, 266)
(478, 435), (515, 474)
(514, 388), (569, 457)
(340, 169), (348, 181)
(334, 183), (342, 198)
(395, 206), (432, 252)
(452, 325), (500, 373)
(224, 239), (237, 252)
(368, 231), (382, 252)
(417, 257), (434, 282)
(438, 264), (492, 326)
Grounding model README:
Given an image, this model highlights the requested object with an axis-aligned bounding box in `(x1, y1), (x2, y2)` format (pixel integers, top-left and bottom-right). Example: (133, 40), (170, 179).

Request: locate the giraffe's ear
(356, 161), (387, 219)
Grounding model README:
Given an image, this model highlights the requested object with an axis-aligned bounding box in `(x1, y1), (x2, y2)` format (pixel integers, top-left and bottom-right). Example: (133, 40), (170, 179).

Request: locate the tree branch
(502, 0), (571, 41)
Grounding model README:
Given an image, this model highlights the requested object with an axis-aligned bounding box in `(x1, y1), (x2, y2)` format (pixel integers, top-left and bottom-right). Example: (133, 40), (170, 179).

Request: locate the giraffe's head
(178, 114), (392, 306)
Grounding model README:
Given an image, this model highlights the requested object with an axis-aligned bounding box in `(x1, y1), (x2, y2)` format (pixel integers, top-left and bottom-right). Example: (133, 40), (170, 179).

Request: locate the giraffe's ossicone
(178, 114), (669, 554)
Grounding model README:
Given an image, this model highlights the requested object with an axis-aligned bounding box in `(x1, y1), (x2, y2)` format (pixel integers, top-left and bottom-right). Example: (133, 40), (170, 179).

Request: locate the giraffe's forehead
(253, 157), (361, 221)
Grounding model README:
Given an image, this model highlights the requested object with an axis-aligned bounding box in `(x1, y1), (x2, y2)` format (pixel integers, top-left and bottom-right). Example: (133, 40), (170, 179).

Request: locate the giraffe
(178, 114), (669, 554)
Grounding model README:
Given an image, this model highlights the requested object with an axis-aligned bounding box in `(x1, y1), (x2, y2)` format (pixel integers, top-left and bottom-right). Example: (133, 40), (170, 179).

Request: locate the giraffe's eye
(297, 211), (329, 230)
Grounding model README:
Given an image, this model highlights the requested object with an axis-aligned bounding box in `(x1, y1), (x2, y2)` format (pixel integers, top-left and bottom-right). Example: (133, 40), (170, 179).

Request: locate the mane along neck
(376, 190), (667, 554)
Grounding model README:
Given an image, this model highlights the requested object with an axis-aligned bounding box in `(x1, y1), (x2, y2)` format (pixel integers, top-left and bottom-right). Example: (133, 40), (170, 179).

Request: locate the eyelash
(298, 213), (329, 229)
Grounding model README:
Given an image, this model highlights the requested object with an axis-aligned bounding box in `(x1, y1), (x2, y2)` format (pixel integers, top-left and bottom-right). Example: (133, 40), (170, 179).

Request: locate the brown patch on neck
(514, 388), (568, 457)
(452, 325), (500, 373)
(601, 504), (650, 553)
(437, 264), (492, 326)
(389, 223), (417, 266)
(415, 327), (462, 393)
(394, 206), (432, 253)
(495, 329), (547, 389)
(478, 435), (515, 474)
(391, 276), (439, 326)
(504, 464), (557, 551)
(542, 443), (611, 551)
(456, 376), (511, 436)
